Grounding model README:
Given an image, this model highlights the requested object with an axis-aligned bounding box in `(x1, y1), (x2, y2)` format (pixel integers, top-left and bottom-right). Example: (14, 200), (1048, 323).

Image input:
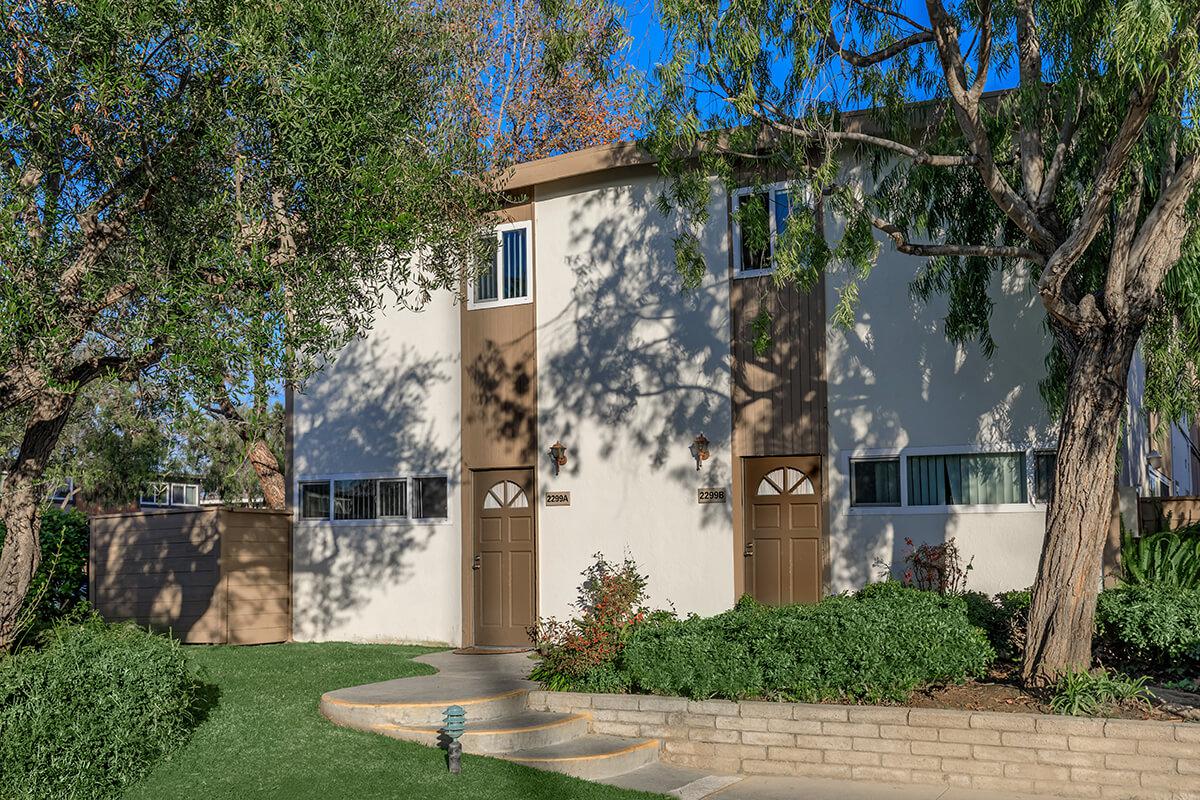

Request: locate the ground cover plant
(1049, 668), (1153, 717)
(0, 615), (199, 800)
(126, 642), (658, 800)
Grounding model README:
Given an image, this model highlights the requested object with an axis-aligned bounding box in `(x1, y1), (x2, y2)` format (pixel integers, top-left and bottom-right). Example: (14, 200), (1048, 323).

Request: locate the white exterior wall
(291, 291), (464, 645)
(825, 239), (1056, 595)
(533, 171), (735, 620)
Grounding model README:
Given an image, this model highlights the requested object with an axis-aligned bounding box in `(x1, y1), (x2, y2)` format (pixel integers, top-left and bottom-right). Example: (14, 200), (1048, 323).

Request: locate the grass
(127, 642), (659, 800)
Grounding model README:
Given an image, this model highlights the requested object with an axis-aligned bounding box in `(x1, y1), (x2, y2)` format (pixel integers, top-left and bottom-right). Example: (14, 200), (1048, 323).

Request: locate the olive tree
(647, 0), (1200, 682)
(0, 0), (495, 648)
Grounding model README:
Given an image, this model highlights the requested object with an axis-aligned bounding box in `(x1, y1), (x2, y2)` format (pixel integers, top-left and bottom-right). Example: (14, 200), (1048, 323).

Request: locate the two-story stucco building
(287, 142), (1195, 648)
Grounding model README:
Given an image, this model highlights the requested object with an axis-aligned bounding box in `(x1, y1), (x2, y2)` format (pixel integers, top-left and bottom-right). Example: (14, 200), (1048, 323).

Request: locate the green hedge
(1096, 584), (1200, 668)
(615, 583), (993, 702)
(0, 507), (90, 633)
(0, 617), (200, 800)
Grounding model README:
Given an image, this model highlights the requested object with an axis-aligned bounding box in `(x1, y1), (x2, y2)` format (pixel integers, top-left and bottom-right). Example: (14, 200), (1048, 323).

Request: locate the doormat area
(452, 646), (533, 655)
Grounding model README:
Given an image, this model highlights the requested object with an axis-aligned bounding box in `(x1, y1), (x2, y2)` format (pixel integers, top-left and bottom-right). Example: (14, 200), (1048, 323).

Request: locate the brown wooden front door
(473, 469), (536, 647)
(744, 456), (822, 605)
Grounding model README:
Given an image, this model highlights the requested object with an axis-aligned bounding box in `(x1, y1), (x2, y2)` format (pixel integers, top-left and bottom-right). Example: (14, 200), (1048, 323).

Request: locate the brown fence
(89, 508), (291, 644)
(1137, 496), (1200, 534)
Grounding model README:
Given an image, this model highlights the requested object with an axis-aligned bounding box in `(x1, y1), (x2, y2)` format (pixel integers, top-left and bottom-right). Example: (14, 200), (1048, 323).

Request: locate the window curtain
(908, 453), (1027, 505)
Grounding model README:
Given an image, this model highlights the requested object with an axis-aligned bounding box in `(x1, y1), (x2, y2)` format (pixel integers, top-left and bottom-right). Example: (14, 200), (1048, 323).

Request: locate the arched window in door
(481, 480), (529, 510)
(756, 467), (814, 496)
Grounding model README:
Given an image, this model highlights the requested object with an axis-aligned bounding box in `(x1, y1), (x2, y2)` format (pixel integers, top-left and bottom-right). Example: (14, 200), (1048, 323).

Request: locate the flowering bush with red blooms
(900, 537), (974, 594)
(529, 553), (654, 692)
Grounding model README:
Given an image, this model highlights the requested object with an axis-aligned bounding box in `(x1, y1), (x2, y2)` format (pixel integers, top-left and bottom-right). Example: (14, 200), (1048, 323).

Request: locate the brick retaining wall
(526, 691), (1200, 799)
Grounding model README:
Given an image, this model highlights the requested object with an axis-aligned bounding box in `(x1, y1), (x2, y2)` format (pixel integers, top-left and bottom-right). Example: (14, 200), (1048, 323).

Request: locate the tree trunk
(247, 437), (286, 510)
(1022, 325), (1139, 686)
(0, 392), (76, 649)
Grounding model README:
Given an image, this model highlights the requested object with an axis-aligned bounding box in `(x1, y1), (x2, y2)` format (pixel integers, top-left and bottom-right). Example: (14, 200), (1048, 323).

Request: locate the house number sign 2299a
(545, 491), (571, 507)
(697, 487), (727, 504)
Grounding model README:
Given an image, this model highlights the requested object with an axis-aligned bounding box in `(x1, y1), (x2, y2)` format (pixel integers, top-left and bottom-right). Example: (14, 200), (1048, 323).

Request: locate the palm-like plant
(1121, 525), (1200, 589)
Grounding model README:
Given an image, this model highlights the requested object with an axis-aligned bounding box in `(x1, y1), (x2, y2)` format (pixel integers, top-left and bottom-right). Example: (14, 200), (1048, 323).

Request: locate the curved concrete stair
(500, 734), (661, 780)
(322, 686), (530, 728)
(373, 710), (590, 754)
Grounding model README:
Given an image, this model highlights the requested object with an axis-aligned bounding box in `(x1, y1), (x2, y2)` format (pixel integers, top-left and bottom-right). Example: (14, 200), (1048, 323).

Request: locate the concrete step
(601, 763), (743, 797)
(321, 686), (530, 728)
(500, 734), (661, 781)
(373, 710), (590, 754)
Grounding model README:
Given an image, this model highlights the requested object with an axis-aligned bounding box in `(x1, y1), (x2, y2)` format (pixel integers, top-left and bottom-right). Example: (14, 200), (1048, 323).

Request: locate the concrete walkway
(320, 651), (1048, 800)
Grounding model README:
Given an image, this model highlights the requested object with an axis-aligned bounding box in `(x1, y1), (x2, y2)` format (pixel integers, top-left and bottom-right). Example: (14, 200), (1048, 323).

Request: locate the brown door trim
(466, 466), (538, 647)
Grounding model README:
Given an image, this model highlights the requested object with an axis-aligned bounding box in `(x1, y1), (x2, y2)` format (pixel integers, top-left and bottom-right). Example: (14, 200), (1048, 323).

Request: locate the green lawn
(127, 642), (658, 800)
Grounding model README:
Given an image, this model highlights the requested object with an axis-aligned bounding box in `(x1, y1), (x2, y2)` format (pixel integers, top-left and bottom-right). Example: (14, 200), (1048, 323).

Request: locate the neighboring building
(289, 142), (1198, 647)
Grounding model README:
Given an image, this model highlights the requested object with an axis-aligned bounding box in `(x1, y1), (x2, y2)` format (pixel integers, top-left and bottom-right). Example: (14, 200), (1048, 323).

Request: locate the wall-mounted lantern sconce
(548, 440), (568, 476)
(691, 433), (711, 471)
(1147, 450), (1164, 472)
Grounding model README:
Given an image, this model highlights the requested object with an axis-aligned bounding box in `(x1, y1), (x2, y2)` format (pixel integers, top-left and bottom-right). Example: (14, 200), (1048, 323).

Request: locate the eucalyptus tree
(646, 0), (1200, 682)
(0, 0), (495, 648)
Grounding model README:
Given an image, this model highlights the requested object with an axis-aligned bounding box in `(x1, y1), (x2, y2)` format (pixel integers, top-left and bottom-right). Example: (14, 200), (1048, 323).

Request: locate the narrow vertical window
(471, 221), (531, 309)
(414, 476), (449, 520)
(502, 227), (527, 300)
(1034, 451), (1057, 503)
(379, 479), (408, 518)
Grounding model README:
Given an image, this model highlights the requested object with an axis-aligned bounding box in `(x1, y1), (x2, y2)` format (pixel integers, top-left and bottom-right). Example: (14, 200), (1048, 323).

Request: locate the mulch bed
(903, 666), (1198, 722)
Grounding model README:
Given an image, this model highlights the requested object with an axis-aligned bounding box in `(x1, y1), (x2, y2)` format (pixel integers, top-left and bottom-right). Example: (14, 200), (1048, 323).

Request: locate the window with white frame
(732, 183), (795, 276)
(471, 221), (531, 309)
(907, 452), (1027, 506)
(850, 458), (901, 506)
(299, 475), (449, 521)
(140, 481), (200, 508)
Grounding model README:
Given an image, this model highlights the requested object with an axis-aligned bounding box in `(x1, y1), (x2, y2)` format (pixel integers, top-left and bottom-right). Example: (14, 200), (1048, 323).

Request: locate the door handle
(743, 541), (754, 558)
(472, 554), (481, 570)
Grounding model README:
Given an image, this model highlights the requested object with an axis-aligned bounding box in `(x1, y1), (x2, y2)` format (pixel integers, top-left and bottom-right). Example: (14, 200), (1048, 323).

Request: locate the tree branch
(825, 30), (935, 68)
(1105, 162), (1143, 320)
(753, 110), (978, 167)
(924, 0), (1059, 254)
(1037, 84), (1086, 212)
(870, 213), (1044, 261)
(1014, 0), (1045, 201)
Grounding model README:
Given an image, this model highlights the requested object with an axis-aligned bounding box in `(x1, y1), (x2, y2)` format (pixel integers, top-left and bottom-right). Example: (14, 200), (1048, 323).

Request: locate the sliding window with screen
(298, 475), (450, 522)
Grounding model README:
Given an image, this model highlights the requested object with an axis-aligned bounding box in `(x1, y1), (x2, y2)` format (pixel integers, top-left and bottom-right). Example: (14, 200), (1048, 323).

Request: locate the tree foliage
(0, 0), (498, 646)
(429, 0), (640, 166)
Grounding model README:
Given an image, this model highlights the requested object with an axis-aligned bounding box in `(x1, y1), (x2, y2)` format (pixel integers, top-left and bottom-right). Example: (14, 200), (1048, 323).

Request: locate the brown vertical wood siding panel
(459, 201), (539, 645)
(89, 508), (291, 644)
(727, 192), (829, 601)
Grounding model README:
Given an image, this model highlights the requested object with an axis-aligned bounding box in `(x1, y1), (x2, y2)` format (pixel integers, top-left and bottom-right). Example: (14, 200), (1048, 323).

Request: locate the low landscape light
(443, 705), (466, 773)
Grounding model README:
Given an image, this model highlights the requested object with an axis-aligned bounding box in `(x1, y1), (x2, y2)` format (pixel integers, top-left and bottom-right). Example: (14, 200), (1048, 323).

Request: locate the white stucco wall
(533, 170), (735, 620)
(291, 290), (464, 645)
(825, 226), (1056, 595)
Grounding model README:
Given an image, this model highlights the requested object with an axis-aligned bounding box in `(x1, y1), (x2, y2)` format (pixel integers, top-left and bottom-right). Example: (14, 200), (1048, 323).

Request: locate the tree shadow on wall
(534, 175), (734, 530)
(292, 336), (458, 639)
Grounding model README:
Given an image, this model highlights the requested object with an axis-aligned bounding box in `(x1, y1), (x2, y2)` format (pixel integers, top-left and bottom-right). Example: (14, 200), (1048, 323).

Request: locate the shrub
(0, 507), (90, 635)
(1121, 524), (1200, 588)
(1050, 668), (1152, 716)
(962, 589), (1030, 662)
(529, 553), (652, 692)
(0, 615), (200, 800)
(620, 582), (993, 702)
(1095, 584), (1200, 668)
(899, 537), (973, 594)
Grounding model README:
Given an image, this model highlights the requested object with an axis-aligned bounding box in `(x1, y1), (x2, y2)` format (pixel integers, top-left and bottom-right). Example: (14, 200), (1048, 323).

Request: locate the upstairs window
(471, 221), (532, 309)
(732, 183), (794, 277)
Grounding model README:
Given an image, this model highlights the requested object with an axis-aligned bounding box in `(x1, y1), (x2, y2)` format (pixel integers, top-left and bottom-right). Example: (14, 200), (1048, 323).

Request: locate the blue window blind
(774, 190), (791, 235)
(476, 256), (498, 301)
(908, 453), (1027, 506)
(501, 228), (528, 299)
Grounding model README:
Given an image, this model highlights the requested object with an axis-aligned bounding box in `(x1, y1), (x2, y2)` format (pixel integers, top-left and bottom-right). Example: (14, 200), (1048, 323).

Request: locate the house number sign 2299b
(697, 487), (727, 504)
(545, 491), (571, 507)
